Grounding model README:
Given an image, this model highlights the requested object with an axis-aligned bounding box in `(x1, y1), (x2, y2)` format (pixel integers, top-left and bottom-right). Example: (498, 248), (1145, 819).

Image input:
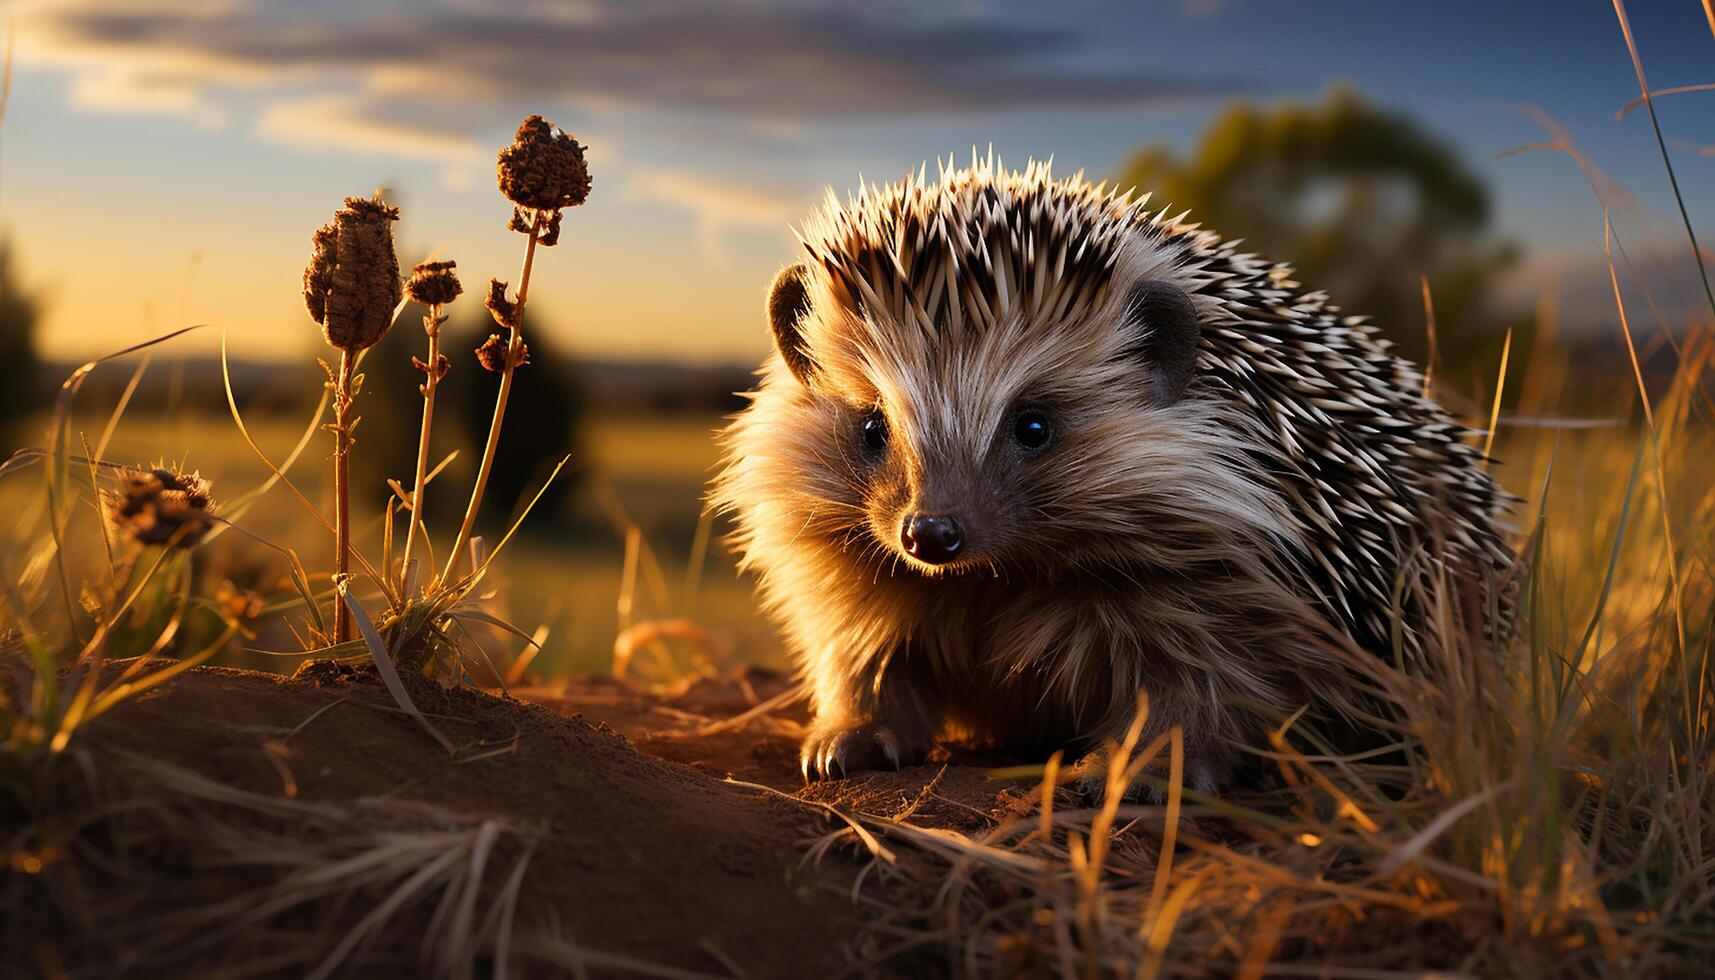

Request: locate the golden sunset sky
(4, 0), (1714, 367)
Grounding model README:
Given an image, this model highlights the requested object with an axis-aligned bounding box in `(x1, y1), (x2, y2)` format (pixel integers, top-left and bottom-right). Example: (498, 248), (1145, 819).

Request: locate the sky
(4, 0), (1715, 366)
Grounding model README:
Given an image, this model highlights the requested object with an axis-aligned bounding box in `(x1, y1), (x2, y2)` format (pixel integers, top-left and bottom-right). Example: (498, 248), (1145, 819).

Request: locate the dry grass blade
(504, 609), (556, 687)
(49, 539), (188, 750)
(220, 329), (332, 535)
(78, 433), (116, 578)
(82, 623), (238, 724)
(1481, 327), (1511, 465)
(1615, 81), (1715, 120)
(723, 777), (898, 864)
(91, 754), (543, 977)
(287, 547), (329, 637)
(216, 379), (331, 527)
(486, 840), (536, 980)
(92, 353), (149, 465)
(451, 607), (541, 650)
(689, 682), (805, 737)
(1610, 0), (1715, 321)
(457, 454), (572, 590)
(1375, 782), (1511, 876)
(1419, 275), (1438, 397)
(305, 846), (467, 980)
(1138, 874), (1201, 980)
(1142, 728), (1185, 936)
(339, 583), (454, 754)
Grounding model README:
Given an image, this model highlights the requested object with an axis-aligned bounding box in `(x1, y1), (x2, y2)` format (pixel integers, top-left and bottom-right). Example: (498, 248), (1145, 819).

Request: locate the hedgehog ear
(767, 263), (817, 387)
(1124, 279), (1201, 405)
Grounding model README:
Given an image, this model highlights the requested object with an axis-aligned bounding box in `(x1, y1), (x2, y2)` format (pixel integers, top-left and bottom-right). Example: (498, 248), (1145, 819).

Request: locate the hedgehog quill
(714, 159), (1514, 792)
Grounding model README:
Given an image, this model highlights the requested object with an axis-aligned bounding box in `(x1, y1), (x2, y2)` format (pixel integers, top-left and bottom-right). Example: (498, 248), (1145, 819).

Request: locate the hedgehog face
(753, 260), (1207, 580)
(828, 339), (1075, 576)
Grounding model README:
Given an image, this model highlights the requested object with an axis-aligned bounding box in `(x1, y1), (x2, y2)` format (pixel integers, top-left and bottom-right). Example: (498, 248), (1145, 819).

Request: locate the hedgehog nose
(902, 514), (964, 565)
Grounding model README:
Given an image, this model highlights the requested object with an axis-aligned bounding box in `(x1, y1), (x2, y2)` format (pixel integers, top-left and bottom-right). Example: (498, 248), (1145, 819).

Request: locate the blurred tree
(1118, 86), (1520, 386)
(0, 239), (44, 443)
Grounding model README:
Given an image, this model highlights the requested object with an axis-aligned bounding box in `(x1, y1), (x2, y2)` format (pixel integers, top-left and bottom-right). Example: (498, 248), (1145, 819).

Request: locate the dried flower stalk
(400, 260), (461, 590)
(442, 116), (588, 583)
(305, 193), (401, 640)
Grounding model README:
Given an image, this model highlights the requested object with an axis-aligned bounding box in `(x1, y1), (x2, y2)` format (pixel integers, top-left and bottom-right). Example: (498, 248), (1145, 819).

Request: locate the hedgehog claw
(800, 721), (926, 781)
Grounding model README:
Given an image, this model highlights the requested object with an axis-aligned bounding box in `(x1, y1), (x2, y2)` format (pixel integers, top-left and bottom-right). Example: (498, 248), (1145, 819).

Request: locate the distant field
(3, 402), (782, 681)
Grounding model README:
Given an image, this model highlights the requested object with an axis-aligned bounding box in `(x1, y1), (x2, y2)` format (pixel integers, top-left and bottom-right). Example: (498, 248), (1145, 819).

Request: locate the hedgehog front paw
(800, 720), (928, 781)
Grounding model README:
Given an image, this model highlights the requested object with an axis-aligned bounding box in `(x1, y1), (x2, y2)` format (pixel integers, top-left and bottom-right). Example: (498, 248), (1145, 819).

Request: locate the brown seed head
(405, 259), (463, 307)
(305, 195), (403, 353)
(497, 115), (591, 212)
(303, 224), (337, 324)
(536, 210), (564, 247)
(485, 278), (520, 329)
(105, 467), (216, 549)
(475, 334), (509, 373)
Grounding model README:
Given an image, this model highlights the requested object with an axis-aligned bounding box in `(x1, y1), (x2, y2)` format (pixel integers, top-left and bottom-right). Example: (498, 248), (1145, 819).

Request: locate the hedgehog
(712, 158), (1513, 793)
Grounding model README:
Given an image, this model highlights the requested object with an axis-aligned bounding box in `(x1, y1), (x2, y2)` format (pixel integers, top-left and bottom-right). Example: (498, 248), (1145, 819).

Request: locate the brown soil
(522, 671), (1047, 832)
(12, 664), (1041, 977)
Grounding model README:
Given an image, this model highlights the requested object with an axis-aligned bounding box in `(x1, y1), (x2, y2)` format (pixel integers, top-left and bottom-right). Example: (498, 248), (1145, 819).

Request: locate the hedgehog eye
(859, 409), (889, 455)
(1013, 409), (1052, 451)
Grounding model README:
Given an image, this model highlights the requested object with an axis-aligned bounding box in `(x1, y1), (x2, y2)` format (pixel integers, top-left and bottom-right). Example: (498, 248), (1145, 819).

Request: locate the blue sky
(4, 0), (1713, 364)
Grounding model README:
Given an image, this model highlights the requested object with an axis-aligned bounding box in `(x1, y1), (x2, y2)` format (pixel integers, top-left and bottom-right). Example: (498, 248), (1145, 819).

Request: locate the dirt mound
(11, 664), (903, 977)
(515, 670), (814, 791)
(523, 671), (1053, 830)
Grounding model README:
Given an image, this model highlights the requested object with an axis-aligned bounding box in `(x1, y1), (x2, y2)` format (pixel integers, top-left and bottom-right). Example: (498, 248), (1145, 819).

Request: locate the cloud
(256, 93), (484, 181)
(21, 0), (1244, 139)
(65, 68), (227, 127)
(621, 168), (800, 263)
